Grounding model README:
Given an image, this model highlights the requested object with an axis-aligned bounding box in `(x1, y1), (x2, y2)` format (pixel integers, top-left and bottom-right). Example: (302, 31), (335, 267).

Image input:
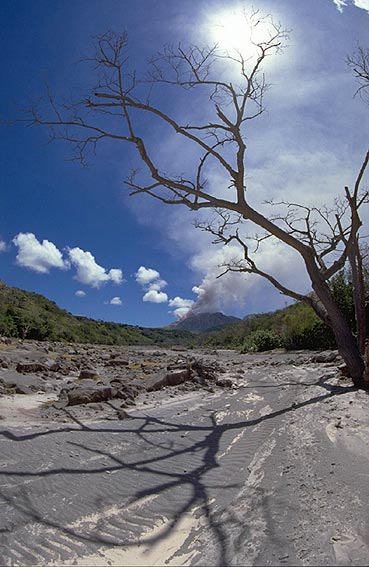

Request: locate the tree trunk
(305, 254), (365, 387)
(348, 240), (366, 355)
(327, 308), (365, 386)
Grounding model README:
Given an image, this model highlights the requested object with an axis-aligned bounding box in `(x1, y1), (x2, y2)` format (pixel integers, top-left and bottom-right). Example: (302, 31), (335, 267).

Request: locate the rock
(16, 362), (48, 373)
(118, 409), (131, 420)
(0, 358), (9, 368)
(78, 368), (100, 380)
(48, 358), (77, 375)
(337, 363), (350, 377)
(66, 386), (113, 406)
(15, 384), (32, 395)
(105, 358), (129, 367)
(145, 368), (192, 392)
(0, 371), (47, 393)
(216, 376), (234, 388)
(191, 360), (222, 380)
(311, 351), (339, 363)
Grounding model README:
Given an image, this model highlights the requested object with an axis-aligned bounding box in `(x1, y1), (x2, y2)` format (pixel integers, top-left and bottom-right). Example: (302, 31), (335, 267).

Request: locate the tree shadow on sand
(0, 379), (355, 566)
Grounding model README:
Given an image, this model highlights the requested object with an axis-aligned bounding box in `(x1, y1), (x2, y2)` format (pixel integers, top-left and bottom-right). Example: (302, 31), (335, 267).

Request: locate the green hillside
(207, 271), (368, 352)
(205, 301), (336, 351)
(0, 281), (195, 346)
(0, 270), (365, 352)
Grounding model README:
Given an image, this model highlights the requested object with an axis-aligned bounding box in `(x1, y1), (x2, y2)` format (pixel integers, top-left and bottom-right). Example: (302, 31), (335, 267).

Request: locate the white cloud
(135, 266), (160, 286)
(333, 0), (369, 12)
(333, 0), (347, 11)
(12, 232), (68, 274)
(68, 247), (123, 288)
(75, 290), (86, 297)
(168, 296), (195, 319)
(147, 278), (167, 292)
(135, 265), (169, 303)
(168, 296), (194, 309)
(108, 268), (124, 285)
(0, 240), (7, 252)
(109, 296), (122, 305)
(353, 0), (369, 11)
(143, 289), (168, 303)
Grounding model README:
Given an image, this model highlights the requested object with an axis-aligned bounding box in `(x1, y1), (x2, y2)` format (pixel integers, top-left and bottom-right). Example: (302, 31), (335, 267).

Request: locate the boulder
(78, 368), (100, 380)
(145, 368), (192, 392)
(16, 362), (48, 373)
(311, 351), (339, 364)
(0, 371), (47, 393)
(0, 358), (9, 369)
(104, 358), (129, 367)
(67, 386), (113, 406)
(216, 376), (234, 388)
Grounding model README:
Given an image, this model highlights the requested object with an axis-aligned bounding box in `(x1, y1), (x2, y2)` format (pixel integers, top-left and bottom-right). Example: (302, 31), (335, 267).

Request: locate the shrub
(241, 329), (283, 353)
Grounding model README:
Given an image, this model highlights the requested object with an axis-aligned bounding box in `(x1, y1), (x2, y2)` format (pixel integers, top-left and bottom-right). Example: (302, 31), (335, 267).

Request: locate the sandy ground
(1, 343), (369, 566)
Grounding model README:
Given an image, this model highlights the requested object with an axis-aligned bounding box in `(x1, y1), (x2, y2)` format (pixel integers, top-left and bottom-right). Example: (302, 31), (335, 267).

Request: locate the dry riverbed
(1, 338), (369, 566)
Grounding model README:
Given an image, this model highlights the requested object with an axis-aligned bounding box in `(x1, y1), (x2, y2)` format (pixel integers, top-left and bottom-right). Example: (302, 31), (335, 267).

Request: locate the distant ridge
(0, 280), (194, 346)
(168, 311), (241, 332)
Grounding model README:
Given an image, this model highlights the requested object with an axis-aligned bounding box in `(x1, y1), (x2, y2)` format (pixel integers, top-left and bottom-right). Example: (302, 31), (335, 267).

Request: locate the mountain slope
(0, 280), (195, 346)
(169, 312), (241, 332)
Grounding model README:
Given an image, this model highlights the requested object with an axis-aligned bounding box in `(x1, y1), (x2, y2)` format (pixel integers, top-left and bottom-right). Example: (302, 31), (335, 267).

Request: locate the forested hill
(205, 302), (337, 352)
(0, 281), (195, 346)
(0, 272), (362, 351)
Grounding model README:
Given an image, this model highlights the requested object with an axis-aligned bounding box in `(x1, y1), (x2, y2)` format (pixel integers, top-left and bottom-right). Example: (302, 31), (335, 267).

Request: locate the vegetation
(207, 270), (369, 353)
(0, 281), (195, 346)
(0, 269), (367, 353)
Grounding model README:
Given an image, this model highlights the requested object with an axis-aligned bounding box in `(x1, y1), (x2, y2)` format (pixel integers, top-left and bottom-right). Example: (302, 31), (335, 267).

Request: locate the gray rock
(78, 368), (100, 380)
(311, 351), (339, 363)
(105, 358), (129, 367)
(16, 362), (48, 373)
(216, 376), (234, 388)
(145, 368), (191, 392)
(67, 386), (113, 406)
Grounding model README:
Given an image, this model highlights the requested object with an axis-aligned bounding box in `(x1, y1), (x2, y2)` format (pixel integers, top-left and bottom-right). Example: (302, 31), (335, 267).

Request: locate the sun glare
(205, 8), (279, 59)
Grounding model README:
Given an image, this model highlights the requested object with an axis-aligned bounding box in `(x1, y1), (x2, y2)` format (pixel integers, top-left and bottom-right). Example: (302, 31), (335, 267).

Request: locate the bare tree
(23, 14), (369, 386)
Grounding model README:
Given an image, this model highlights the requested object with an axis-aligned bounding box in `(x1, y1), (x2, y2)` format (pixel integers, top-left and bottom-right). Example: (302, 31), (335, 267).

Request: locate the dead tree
(23, 15), (369, 386)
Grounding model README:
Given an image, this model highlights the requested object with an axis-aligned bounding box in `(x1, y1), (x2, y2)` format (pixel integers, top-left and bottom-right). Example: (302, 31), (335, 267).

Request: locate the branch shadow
(0, 380), (355, 566)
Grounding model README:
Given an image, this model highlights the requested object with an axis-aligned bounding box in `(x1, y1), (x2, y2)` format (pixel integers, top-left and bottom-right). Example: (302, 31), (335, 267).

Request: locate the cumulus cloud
(143, 290), (168, 303)
(333, 0), (347, 11)
(135, 265), (169, 303)
(353, 0), (369, 11)
(135, 266), (161, 286)
(12, 232), (68, 274)
(333, 0), (369, 12)
(0, 240), (7, 252)
(68, 247), (123, 288)
(109, 296), (123, 305)
(168, 296), (195, 319)
(108, 268), (124, 285)
(75, 290), (86, 297)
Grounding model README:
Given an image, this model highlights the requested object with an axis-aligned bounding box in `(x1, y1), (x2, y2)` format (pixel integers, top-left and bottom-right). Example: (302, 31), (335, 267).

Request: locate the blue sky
(0, 0), (368, 327)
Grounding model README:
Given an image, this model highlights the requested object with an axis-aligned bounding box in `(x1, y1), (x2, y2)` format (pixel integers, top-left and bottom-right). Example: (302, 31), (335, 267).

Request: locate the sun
(205, 8), (280, 59)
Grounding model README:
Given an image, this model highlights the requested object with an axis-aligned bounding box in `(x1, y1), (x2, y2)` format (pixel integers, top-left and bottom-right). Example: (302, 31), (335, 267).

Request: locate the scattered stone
(104, 357), (129, 367)
(118, 409), (131, 420)
(66, 386), (113, 406)
(216, 376), (234, 388)
(16, 362), (48, 373)
(311, 351), (339, 363)
(146, 368), (191, 391)
(337, 363), (350, 377)
(78, 368), (100, 380)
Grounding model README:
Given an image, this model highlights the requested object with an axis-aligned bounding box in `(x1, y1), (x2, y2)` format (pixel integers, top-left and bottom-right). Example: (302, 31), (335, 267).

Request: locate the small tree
(23, 14), (369, 385)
